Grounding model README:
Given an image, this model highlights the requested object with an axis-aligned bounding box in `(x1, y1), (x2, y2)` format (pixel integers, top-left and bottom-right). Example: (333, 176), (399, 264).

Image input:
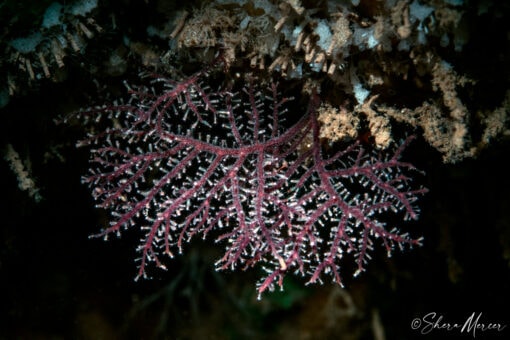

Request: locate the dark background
(1, 0), (509, 339)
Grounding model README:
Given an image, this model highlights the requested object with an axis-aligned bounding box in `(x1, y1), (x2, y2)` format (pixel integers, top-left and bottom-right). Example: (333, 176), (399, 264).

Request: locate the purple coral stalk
(71, 61), (427, 297)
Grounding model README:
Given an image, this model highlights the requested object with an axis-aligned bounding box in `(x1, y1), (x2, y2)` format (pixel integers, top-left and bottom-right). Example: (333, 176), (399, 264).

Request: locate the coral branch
(71, 62), (427, 297)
